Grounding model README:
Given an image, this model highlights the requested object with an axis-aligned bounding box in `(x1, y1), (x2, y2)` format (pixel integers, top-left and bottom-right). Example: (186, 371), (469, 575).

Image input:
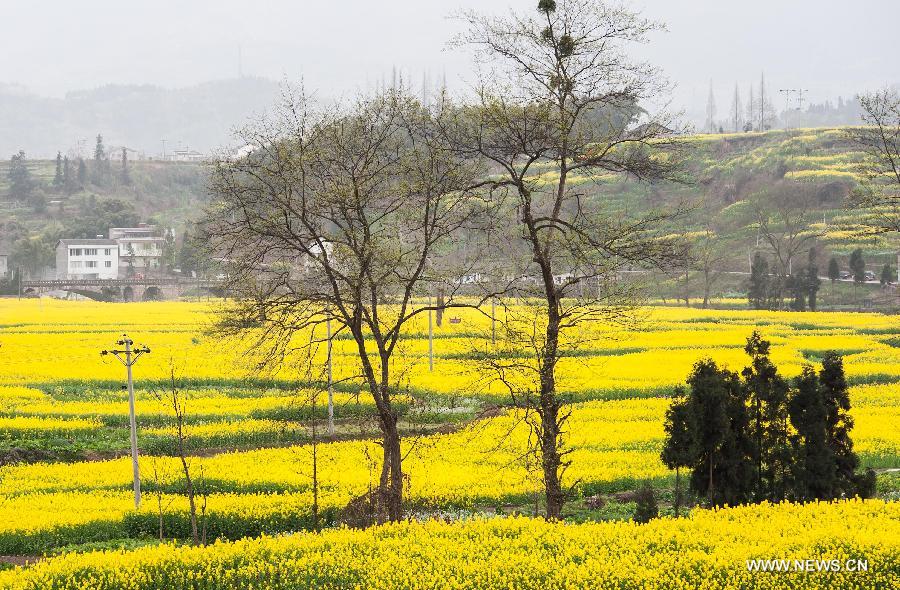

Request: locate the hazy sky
(4, 0), (898, 114)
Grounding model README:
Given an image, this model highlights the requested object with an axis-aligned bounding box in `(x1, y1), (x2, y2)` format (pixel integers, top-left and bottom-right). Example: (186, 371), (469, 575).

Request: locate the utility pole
(428, 297), (434, 372)
(101, 334), (150, 508)
(796, 89), (808, 112)
(778, 89), (809, 130)
(778, 89), (793, 130)
(326, 314), (334, 436)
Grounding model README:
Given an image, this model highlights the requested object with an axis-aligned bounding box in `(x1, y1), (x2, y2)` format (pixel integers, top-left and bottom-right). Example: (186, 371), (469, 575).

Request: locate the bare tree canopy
(850, 88), (900, 234)
(749, 181), (820, 277)
(202, 87), (489, 521)
(450, 0), (689, 518)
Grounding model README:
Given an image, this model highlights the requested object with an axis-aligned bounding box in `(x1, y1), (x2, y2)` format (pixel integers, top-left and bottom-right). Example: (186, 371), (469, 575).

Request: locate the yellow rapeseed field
(0, 298), (897, 586)
(1, 499), (897, 590)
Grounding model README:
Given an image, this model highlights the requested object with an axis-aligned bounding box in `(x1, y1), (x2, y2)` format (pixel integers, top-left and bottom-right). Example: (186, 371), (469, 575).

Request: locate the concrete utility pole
(326, 315), (334, 436)
(101, 334), (150, 508)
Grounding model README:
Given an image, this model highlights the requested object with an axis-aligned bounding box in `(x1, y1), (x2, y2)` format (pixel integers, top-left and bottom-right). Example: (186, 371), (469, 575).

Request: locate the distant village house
(55, 240), (119, 280)
(167, 147), (206, 162)
(109, 225), (166, 276)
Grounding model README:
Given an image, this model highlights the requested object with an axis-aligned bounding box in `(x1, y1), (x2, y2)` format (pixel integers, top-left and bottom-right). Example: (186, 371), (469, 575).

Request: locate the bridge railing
(22, 278), (223, 289)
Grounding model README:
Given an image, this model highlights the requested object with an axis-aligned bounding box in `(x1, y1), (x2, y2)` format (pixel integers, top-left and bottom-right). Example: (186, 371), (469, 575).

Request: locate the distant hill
(0, 77), (282, 159)
(2, 127), (896, 303)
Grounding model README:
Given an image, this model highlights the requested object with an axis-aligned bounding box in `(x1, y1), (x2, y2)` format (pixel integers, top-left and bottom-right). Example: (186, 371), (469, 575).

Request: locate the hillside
(1, 127), (897, 304)
(0, 159), (208, 278)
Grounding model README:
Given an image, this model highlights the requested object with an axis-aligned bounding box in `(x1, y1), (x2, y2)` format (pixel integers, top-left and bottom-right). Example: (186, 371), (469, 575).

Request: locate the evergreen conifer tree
(53, 151), (63, 186)
(748, 253), (770, 310)
(818, 353), (861, 497)
(788, 366), (834, 500)
(685, 359), (754, 506)
(806, 248), (820, 311)
(742, 332), (790, 501)
(661, 386), (698, 517)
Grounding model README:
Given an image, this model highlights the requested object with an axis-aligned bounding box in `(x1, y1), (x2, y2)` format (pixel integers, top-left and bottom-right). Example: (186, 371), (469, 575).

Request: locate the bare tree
(849, 88), (900, 234)
(692, 205), (735, 308)
(154, 368), (206, 546)
(749, 181), (819, 278)
(452, 0), (688, 518)
(730, 84), (743, 133)
(705, 80), (717, 133)
(148, 459), (175, 541)
(203, 87), (491, 521)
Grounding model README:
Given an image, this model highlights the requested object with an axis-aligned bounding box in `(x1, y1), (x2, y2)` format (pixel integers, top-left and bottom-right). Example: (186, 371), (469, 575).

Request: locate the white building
(55, 240), (119, 280)
(109, 226), (167, 276)
(168, 147), (206, 162)
(0, 254), (8, 278)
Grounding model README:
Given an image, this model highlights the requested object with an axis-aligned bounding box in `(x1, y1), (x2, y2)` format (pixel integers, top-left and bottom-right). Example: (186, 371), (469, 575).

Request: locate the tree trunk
(354, 333), (404, 524)
(381, 413), (404, 521)
(674, 467), (681, 518)
(539, 310), (565, 519)
(702, 268), (711, 308)
(436, 290), (445, 327)
(179, 452), (199, 546)
(540, 407), (564, 518)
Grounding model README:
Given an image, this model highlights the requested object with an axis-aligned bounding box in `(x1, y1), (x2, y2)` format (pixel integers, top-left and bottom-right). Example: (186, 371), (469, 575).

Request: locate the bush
(633, 482), (658, 523)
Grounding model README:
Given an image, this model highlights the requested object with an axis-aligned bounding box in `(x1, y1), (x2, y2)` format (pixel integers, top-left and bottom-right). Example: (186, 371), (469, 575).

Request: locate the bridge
(21, 277), (224, 301)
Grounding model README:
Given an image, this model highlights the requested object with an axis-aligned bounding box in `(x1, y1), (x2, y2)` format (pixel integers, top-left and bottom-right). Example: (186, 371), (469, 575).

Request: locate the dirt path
(0, 555), (41, 567)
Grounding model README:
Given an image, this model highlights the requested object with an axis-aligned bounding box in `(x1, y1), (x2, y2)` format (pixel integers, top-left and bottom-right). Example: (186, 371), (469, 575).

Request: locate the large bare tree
(202, 88), (488, 521)
(849, 88), (900, 235)
(452, 0), (688, 518)
(748, 181), (819, 278)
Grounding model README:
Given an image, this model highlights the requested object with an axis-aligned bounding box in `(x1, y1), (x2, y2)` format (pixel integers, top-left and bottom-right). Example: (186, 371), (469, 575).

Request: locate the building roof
(56, 239), (119, 246)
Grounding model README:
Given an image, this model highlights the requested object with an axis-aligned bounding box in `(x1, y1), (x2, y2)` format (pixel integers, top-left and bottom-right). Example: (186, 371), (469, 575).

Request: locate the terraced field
(0, 298), (897, 587)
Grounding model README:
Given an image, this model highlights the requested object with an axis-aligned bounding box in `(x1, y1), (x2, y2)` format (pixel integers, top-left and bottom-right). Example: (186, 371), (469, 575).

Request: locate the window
(70, 248), (82, 256)
(85, 248), (98, 256)
(70, 261), (83, 269)
(104, 261), (112, 268)
(104, 249), (112, 256)
(85, 261), (98, 268)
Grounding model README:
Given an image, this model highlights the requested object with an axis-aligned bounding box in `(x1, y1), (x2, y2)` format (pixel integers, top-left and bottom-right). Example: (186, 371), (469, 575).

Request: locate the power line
(778, 88), (809, 129)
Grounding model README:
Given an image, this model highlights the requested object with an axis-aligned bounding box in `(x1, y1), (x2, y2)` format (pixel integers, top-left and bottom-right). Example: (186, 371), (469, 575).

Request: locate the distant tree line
(747, 248), (820, 311)
(4, 134), (134, 213)
(748, 245), (894, 311)
(662, 332), (875, 512)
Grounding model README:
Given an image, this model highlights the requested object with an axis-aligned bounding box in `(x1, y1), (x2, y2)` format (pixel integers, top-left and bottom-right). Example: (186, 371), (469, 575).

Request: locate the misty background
(2, 0), (897, 158)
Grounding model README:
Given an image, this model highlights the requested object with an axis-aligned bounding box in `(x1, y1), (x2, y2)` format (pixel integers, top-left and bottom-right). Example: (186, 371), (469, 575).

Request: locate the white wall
(60, 245), (119, 279)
